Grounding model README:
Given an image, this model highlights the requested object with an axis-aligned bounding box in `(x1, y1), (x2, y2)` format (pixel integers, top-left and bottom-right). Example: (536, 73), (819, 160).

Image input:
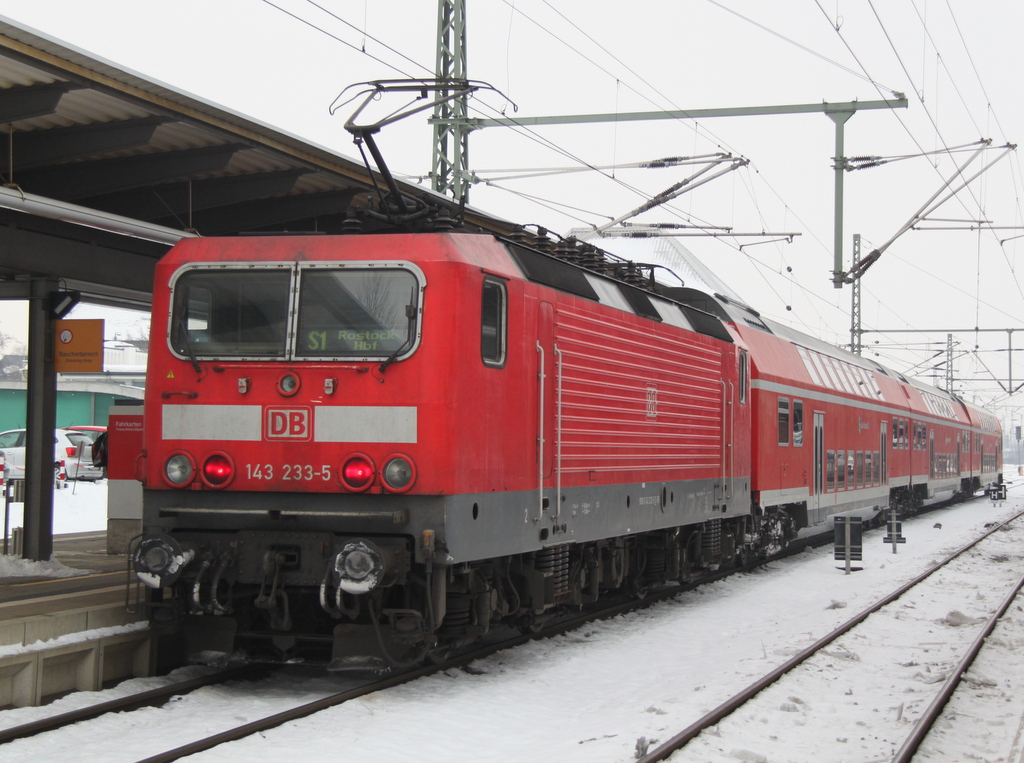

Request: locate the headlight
(164, 453), (195, 486)
(277, 372), (300, 396)
(382, 455), (415, 492)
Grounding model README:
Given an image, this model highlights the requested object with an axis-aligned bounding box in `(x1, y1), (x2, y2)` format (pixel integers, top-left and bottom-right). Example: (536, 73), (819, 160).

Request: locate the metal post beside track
(883, 508), (907, 553)
(4, 479), (24, 556)
(834, 516), (862, 574)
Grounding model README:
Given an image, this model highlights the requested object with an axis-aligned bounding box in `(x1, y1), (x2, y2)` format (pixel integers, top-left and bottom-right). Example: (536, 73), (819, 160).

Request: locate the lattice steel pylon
(850, 233), (862, 355)
(431, 0), (470, 206)
(946, 333), (955, 393)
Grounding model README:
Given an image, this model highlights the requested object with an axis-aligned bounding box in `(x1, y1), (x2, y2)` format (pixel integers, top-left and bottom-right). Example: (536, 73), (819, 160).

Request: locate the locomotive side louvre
(546, 287), (749, 518)
(445, 246), (753, 555)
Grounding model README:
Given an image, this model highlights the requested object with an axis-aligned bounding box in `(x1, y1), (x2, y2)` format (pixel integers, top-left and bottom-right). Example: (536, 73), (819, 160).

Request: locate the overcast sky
(0, 0), (1021, 418)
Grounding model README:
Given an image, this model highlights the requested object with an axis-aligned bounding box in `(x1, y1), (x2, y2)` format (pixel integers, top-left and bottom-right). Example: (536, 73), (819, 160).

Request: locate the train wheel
(424, 644), (452, 665)
(517, 612), (553, 635)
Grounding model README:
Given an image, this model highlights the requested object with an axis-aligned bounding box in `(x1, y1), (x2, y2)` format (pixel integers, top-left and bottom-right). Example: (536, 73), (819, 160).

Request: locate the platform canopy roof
(0, 16), (512, 309)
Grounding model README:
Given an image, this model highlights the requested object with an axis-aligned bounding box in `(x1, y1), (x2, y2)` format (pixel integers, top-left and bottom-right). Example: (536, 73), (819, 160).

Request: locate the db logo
(265, 407), (312, 441)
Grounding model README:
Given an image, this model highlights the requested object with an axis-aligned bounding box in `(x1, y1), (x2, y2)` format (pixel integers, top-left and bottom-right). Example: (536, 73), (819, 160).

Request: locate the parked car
(62, 425), (108, 478)
(0, 427), (105, 481)
(60, 425), (106, 443)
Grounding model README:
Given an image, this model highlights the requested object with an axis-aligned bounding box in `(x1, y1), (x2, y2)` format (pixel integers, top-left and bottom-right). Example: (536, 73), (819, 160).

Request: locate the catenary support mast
(431, 0), (469, 206)
(851, 233), (862, 355)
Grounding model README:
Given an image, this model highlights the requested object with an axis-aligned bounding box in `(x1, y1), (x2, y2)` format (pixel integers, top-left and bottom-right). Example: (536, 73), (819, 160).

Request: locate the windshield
(169, 264), (421, 360)
(295, 269), (418, 358)
(171, 270), (292, 358)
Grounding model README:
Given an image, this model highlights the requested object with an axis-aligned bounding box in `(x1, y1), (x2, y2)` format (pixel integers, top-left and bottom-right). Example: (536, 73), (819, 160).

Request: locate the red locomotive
(131, 226), (1001, 667)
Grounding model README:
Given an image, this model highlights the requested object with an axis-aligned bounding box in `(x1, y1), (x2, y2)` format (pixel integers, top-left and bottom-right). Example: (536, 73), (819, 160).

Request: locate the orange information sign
(54, 319), (104, 372)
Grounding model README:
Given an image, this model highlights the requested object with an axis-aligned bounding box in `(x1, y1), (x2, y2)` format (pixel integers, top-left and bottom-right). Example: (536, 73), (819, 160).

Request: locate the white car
(0, 428), (105, 481)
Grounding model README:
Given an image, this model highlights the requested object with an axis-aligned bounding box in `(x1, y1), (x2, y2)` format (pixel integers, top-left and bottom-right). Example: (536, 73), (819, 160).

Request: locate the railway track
(0, 664), (269, 745)
(0, 529), (766, 762)
(637, 505), (1024, 763)
(0, 490), (1004, 762)
(120, 573), (753, 762)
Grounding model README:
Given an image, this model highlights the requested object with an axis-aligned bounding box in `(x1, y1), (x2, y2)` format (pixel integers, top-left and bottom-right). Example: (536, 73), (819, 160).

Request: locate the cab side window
(481, 278), (507, 368)
(739, 350), (748, 403)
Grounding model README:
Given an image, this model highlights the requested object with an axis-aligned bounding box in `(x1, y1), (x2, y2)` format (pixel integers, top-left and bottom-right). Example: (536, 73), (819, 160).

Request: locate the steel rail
(3, 536), (765, 759)
(130, 568), (746, 763)
(637, 506), (1024, 763)
(5, 489), (979, 759)
(892, 564), (1024, 761)
(0, 663), (267, 745)
(130, 491), (993, 762)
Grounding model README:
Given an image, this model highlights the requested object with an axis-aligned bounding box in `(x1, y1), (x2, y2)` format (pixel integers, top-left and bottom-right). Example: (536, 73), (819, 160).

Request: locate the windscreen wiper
(378, 292), (418, 375)
(176, 315), (203, 374)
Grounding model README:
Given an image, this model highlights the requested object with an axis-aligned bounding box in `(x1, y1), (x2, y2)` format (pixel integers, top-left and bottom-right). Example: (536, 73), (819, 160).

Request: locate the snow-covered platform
(0, 531), (150, 708)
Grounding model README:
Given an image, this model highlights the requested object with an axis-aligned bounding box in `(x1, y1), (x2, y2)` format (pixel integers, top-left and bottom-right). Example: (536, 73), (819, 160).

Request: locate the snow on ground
(0, 479), (108, 577)
(2, 488), (1022, 762)
(2, 478), (109, 535)
(672, 511), (1024, 762)
(916, 596), (1024, 762)
(0, 554), (88, 578)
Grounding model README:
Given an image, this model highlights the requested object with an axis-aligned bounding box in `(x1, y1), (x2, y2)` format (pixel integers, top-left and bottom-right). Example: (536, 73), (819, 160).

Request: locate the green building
(0, 380), (144, 431)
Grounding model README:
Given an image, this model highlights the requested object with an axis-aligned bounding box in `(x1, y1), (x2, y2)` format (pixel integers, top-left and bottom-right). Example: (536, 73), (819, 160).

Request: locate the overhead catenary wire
(263, 0), (878, 349)
(259, 0), (1019, 409)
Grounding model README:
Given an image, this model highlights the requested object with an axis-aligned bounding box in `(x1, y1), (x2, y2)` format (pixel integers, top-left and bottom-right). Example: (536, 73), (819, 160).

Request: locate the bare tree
(0, 329), (26, 380)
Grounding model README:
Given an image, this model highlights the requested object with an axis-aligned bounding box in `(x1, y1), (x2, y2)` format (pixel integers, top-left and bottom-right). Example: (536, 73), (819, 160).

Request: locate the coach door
(880, 421), (888, 484)
(813, 412), (825, 500)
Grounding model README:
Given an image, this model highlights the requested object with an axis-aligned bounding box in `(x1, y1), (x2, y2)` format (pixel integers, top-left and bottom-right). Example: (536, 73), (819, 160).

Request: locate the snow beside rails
(0, 487), (1019, 760)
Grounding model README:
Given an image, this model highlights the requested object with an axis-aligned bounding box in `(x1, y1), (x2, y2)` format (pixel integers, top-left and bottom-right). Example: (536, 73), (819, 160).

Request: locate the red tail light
(66, 447), (77, 457)
(202, 453), (234, 487)
(341, 455), (375, 491)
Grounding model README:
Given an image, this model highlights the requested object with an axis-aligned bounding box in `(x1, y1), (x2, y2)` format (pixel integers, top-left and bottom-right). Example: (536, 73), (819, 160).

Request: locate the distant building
(0, 340), (146, 431)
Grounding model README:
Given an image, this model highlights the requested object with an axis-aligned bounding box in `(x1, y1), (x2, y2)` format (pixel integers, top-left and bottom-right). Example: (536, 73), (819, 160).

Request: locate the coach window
(826, 451), (835, 491)
(481, 278), (507, 368)
(792, 400), (804, 446)
(856, 451), (864, 488)
(778, 398), (790, 446)
(847, 452), (856, 487)
(837, 450), (846, 489)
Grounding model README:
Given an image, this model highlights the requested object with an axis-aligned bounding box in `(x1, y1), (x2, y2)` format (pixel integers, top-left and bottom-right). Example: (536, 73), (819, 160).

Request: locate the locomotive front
(133, 234), (468, 665)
